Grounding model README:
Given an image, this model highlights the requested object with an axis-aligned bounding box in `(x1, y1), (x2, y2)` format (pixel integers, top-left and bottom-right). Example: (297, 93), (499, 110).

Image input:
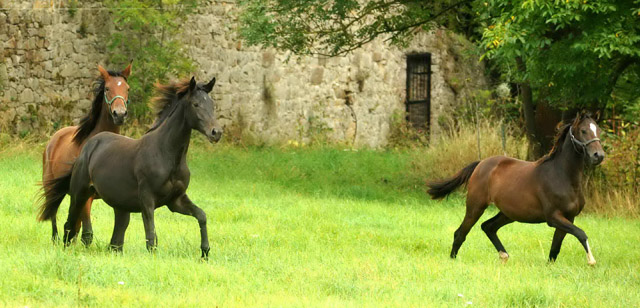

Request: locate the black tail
(427, 161), (480, 200)
(37, 171), (72, 222)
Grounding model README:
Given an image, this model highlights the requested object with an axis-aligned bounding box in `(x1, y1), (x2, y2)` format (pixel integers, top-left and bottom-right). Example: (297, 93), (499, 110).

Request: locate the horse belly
(491, 182), (545, 223)
(90, 165), (141, 212)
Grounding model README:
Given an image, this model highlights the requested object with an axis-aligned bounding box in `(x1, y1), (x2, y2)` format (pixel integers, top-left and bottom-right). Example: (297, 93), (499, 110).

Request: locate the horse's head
(569, 112), (605, 166)
(184, 76), (222, 143)
(98, 64), (131, 125)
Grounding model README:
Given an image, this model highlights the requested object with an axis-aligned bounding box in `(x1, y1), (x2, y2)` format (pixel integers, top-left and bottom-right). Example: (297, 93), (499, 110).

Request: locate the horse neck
(92, 100), (120, 135)
(147, 101), (192, 161)
(552, 134), (585, 186)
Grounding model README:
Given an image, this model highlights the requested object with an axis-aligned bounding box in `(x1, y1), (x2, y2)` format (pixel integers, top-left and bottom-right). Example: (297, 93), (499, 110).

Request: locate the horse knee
(481, 221), (492, 234)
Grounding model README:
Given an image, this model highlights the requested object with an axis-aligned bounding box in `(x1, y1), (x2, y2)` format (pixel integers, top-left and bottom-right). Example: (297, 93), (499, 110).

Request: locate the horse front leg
(168, 194), (210, 260)
(547, 212), (595, 265)
(139, 192), (157, 252)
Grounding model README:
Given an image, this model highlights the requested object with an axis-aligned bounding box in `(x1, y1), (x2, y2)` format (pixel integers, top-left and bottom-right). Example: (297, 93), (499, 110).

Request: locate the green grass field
(0, 141), (639, 307)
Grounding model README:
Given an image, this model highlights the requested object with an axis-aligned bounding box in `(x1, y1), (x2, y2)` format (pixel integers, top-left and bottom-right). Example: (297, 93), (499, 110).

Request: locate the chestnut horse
(428, 113), (604, 265)
(39, 64), (131, 245)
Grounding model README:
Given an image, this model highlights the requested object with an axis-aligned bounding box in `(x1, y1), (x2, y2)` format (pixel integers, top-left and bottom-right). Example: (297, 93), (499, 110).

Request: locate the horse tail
(37, 171), (72, 222)
(427, 161), (480, 200)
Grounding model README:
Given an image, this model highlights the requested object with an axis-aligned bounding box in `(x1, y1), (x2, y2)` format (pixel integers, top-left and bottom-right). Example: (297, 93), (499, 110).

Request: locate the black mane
(147, 79), (195, 133)
(72, 70), (126, 144)
(537, 113), (592, 164)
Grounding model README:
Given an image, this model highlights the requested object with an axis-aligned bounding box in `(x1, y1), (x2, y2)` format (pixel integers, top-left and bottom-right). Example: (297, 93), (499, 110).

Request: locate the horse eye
(581, 130), (586, 134)
(105, 87), (109, 92)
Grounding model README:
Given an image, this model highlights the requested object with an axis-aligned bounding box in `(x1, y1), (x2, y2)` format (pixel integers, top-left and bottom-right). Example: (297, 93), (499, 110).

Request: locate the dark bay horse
(428, 113), (604, 265)
(39, 64), (131, 244)
(39, 76), (221, 259)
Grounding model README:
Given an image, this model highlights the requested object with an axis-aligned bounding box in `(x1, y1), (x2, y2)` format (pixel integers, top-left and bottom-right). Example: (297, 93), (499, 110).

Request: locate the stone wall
(0, 1), (112, 136)
(0, 0), (487, 147)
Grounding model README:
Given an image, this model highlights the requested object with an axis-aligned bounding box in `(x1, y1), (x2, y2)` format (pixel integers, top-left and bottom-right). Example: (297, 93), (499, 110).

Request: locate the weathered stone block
(262, 51), (275, 68)
(19, 88), (34, 103)
(310, 67), (324, 85)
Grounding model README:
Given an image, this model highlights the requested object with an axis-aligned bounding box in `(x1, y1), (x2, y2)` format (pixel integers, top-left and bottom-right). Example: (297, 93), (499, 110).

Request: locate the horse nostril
(112, 110), (118, 117)
(123, 111), (128, 117)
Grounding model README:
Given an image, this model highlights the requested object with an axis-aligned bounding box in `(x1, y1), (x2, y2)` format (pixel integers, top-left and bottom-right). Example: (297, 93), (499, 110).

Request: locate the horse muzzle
(111, 109), (127, 125)
(206, 127), (223, 143)
(589, 151), (605, 166)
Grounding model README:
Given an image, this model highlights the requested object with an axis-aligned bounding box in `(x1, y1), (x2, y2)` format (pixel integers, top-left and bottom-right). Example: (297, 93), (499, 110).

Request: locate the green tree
(106, 0), (198, 120)
(480, 0), (640, 157)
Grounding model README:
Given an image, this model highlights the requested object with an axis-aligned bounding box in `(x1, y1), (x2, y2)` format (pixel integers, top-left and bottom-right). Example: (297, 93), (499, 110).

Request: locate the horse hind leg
(63, 160), (92, 246)
(51, 216), (58, 242)
(481, 212), (514, 262)
(80, 196), (95, 246)
(109, 209), (131, 252)
(451, 196), (488, 259)
(63, 190), (92, 246)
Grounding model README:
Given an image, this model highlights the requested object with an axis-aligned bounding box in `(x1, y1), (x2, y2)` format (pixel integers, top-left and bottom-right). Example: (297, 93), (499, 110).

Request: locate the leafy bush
(105, 0), (198, 121)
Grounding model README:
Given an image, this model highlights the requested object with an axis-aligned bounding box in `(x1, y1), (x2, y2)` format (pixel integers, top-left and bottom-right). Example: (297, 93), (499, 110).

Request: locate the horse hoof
(499, 251), (509, 262)
(587, 259), (597, 266)
(201, 247), (210, 260)
(81, 233), (93, 246)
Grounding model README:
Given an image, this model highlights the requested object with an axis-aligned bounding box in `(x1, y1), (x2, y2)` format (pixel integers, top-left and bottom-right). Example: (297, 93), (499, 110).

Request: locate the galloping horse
(40, 76), (221, 259)
(427, 113), (604, 265)
(39, 64), (131, 245)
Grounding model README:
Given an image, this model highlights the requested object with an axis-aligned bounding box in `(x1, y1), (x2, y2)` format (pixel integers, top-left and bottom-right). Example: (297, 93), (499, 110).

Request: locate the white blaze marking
(117, 81), (122, 86)
(589, 123), (597, 136)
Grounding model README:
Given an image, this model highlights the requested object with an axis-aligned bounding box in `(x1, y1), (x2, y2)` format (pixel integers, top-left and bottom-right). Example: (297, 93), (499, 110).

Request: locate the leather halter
(104, 92), (129, 108)
(568, 126), (600, 154)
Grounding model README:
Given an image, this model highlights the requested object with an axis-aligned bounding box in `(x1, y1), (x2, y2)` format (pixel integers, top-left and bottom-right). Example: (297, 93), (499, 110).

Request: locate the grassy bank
(0, 141), (639, 307)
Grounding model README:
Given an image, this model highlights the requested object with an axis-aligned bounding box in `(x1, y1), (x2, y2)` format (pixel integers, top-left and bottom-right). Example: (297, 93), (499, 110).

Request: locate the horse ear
(572, 111), (582, 126)
(594, 110), (601, 121)
(98, 65), (110, 81)
(189, 76), (197, 92)
(121, 61), (132, 79)
(203, 77), (216, 93)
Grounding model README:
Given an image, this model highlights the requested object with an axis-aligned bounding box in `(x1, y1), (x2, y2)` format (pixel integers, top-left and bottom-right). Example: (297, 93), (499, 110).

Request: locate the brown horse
(427, 113), (604, 265)
(40, 63), (132, 245)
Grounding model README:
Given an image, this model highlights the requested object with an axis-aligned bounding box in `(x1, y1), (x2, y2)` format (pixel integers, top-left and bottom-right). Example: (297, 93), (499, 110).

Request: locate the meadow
(0, 139), (639, 307)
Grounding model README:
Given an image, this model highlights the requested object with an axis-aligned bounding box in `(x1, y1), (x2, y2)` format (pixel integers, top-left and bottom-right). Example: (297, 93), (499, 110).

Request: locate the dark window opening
(405, 53), (432, 131)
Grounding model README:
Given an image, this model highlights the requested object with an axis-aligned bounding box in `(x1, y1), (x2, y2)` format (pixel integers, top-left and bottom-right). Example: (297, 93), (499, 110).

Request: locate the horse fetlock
(109, 244), (124, 252)
(499, 251), (509, 262)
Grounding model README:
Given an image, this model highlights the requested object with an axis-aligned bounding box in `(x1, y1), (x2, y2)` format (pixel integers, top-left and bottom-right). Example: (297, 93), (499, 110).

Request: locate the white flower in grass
(466, 301), (472, 305)
(457, 294), (464, 298)
(118, 281), (125, 285)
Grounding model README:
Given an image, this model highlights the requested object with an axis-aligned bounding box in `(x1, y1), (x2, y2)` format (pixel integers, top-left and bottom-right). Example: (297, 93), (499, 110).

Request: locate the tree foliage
(480, 0), (640, 110)
(238, 0), (475, 56)
(105, 0), (198, 120)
